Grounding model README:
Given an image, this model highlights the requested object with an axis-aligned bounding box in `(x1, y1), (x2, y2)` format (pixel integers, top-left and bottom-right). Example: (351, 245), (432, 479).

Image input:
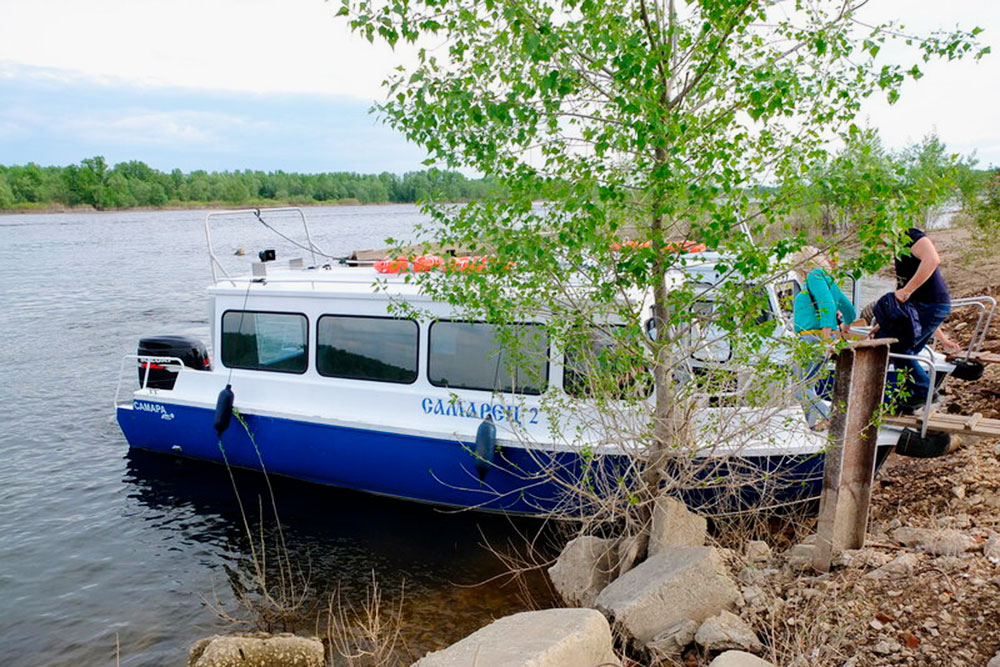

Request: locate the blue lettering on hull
(419, 398), (538, 424)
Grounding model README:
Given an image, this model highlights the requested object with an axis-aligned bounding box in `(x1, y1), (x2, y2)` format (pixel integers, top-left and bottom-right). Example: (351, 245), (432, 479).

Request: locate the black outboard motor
(137, 335), (211, 390)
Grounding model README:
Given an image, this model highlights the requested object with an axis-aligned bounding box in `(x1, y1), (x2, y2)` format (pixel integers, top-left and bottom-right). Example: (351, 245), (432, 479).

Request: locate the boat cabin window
(316, 315), (418, 384)
(221, 310), (308, 374)
(428, 321), (549, 395)
(687, 301), (732, 362)
(563, 327), (652, 399)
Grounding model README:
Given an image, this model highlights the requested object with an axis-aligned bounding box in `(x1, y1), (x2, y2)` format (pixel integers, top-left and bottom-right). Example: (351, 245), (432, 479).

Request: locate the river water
(0, 205), (541, 666)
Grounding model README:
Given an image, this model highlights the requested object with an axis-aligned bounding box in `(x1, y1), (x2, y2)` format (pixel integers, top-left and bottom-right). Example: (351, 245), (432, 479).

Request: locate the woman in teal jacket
(790, 247), (856, 430)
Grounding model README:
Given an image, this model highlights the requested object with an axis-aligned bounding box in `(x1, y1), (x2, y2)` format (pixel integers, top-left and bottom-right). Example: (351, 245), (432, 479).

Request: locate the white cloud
(0, 0), (415, 100)
(0, 119), (26, 140)
(61, 110), (274, 149)
(852, 0), (1000, 164)
(2, 0), (999, 166)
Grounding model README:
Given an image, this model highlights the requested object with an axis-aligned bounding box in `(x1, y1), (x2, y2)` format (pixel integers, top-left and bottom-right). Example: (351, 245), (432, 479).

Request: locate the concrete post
(812, 338), (893, 573)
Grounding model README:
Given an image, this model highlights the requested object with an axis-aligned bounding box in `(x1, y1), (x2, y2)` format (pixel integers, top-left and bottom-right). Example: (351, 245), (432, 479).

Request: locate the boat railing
(948, 295), (996, 358)
(113, 354), (186, 409)
(204, 207), (323, 286)
(214, 272), (404, 292)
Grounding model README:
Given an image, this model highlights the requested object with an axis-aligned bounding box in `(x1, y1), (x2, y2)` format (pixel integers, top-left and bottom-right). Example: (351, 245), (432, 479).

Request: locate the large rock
(648, 497), (707, 556)
(412, 608), (620, 667)
(987, 651), (1000, 667)
(891, 527), (977, 556)
(709, 650), (775, 667)
(784, 543), (816, 571)
(616, 533), (647, 576)
(188, 634), (324, 667)
(695, 610), (763, 653)
(833, 548), (891, 570)
(595, 546), (741, 644)
(548, 536), (617, 607)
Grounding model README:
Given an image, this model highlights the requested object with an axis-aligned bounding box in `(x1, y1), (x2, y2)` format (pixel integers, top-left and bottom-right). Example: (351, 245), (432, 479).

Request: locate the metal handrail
(949, 295), (996, 357)
(204, 207), (322, 286)
(887, 352), (937, 438)
(113, 354), (185, 410)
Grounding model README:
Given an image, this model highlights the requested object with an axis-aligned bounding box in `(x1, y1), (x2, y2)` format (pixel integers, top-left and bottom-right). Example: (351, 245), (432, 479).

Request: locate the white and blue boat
(113, 208), (960, 515)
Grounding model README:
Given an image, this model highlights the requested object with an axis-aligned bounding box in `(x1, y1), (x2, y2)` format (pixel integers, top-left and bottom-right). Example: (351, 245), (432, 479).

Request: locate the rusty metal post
(813, 338), (893, 572)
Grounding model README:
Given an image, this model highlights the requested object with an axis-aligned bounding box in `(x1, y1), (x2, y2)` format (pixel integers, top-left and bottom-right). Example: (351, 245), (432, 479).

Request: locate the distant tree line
(0, 157), (494, 210)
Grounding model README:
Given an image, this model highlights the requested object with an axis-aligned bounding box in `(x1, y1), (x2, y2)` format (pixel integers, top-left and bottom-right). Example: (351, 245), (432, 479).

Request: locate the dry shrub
(325, 573), (409, 666)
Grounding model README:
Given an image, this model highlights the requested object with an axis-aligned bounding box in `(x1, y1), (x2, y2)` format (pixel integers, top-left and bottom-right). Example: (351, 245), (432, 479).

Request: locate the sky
(1, 0), (999, 174)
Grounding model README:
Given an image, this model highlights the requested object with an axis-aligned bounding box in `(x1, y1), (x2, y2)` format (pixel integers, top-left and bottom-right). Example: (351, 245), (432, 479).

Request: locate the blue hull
(116, 399), (837, 515)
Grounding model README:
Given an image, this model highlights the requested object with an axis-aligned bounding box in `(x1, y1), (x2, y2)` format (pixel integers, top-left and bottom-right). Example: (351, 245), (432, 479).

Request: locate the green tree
(341, 0), (986, 522)
(805, 127), (902, 234)
(899, 131), (974, 226)
(0, 174), (14, 208)
(970, 169), (1000, 259)
(219, 179), (251, 204)
(10, 163), (44, 203)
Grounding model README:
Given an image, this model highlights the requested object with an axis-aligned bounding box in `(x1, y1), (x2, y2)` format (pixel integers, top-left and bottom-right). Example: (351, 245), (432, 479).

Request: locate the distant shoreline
(0, 198), (448, 217)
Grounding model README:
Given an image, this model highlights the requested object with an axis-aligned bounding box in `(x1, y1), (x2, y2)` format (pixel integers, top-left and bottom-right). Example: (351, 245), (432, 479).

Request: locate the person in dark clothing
(893, 227), (951, 405)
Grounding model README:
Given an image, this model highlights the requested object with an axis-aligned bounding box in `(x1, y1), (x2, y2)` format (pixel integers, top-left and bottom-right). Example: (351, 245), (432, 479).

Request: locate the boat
(113, 208), (973, 516)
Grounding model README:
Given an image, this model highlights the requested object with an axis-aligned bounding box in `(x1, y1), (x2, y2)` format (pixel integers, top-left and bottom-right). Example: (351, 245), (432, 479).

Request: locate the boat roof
(205, 258), (711, 305)
(208, 262), (431, 299)
(201, 208), (776, 301)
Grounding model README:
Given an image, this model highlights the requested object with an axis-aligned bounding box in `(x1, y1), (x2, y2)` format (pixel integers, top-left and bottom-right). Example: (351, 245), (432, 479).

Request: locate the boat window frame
(314, 313), (420, 385)
(688, 298), (734, 363)
(427, 319), (551, 396)
(220, 309), (310, 375)
(775, 278), (801, 323)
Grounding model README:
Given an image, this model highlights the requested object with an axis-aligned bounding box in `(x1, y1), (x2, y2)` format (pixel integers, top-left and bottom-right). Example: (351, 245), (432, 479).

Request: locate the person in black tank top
(894, 228), (950, 306)
(892, 228), (951, 407)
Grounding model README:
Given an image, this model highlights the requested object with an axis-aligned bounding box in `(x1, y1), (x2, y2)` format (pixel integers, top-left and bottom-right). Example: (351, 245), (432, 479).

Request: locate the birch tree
(339, 0), (985, 523)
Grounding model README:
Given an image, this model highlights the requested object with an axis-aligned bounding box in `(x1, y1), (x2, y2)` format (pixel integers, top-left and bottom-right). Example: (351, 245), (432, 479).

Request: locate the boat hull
(116, 399), (871, 516)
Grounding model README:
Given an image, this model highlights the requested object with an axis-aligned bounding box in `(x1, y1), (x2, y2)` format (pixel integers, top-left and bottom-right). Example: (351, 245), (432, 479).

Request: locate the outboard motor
(137, 335), (211, 390)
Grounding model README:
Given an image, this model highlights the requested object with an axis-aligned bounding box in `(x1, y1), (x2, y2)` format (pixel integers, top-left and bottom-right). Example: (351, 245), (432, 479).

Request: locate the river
(0, 205), (541, 666)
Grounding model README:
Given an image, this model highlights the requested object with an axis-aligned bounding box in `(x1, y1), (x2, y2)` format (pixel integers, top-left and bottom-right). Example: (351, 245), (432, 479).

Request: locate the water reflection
(122, 450), (552, 657)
